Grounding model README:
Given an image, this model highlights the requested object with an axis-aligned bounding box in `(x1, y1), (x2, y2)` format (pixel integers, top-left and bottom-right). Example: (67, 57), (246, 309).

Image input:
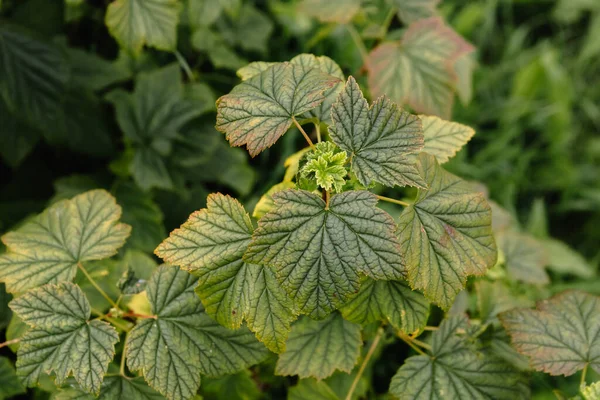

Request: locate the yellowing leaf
(216, 62), (340, 156)
(245, 189), (404, 319)
(276, 314), (362, 380)
(105, 0), (180, 56)
(300, 0), (362, 24)
(0, 190), (131, 293)
(500, 291), (600, 377)
(397, 153), (497, 309)
(366, 17), (474, 118)
(420, 115), (475, 163)
(126, 265), (268, 400)
(330, 77), (425, 188)
(340, 278), (429, 334)
(9, 283), (119, 395)
(155, 194), (297, 353)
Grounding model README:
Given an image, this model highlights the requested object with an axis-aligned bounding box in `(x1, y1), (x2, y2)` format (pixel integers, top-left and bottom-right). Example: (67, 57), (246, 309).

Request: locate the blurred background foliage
(0, 0), (599, 398)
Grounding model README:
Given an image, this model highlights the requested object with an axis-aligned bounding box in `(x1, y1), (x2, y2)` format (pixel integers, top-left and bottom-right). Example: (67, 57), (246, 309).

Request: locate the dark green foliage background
(0, 0), (599, 398)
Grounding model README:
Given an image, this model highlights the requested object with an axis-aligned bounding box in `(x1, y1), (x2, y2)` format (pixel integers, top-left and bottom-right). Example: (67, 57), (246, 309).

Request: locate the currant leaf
(216, 62), (340, 156)
(244, 189), (405, 319)
(0, 357), (26, 400)
(500, 291), (600, 376)
(126, 265), (268, 400)
(329, 77), (425, 188)
(105, 0), (180, 56)
(155, 194), (297, 353)
(396, 153), (497, 309)
(497, 231), (549, 284)
(299, 0), (362, 24)
(394, 0), (440, 24)
(340, 278), (429, 334)
(366, 17), (474, 118)
(54, 376), (165, 400)
(420, 115), (475, 163)
(390, 315), (528, 399)
(0, 190), (131, 293)
(289, 378), (339, 400)
(276, 313), (362, 380)
(9, 283), (118, 395)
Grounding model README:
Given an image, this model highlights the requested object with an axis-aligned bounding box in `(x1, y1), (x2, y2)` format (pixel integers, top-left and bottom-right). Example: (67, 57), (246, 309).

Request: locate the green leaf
(200, 370), (260, 400)
(155, 194), (297, 353)
(126, 265), (268, 400)
(0, 190), (131, 293)
(0, 357), (26, 400)
(219, 4), (274, 53)
(396, 153), (497, 309)
(65, 47), (132, 91)
(0, 26), (69, 131)
(581, 382), (600, 400)
(54, 376), (165, 400)
(497, 231), (549, 284)
(252, 181), (296, 219)
(300, 0), (362, 24)
(366, 17), (473, 118)
(245, 189), (405, 319)
(420, 115), (475, 163)
(394, 0), (440, 24)
(0, 97), (41, 168)
(289, 379), (339, 400)
(105, 0), (180, 56)
(330, 76), (425, 188)
(390, 315), (528, 399)
(500, 290), (600, 376)
(236, 61), (277, 81)
(340, 278), (429, 334)
(300, 142), (348, 193)
(541, 238), (595, 278)
(216, 62), (340, 156)
(276, 313), (362, 380)
(114, 181), (166, 253)
(106, 64), (202, 190)
(187, 0), (223, 28)
(475, 280), (532, 325)
(9, 283), (119, 394)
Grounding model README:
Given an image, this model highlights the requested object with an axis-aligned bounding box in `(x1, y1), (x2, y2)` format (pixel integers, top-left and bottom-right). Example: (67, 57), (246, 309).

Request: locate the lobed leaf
(105, 0), (180, 56)
(155, 194), (297, 353)
(245, 189), (405, 319)
(216, 62), (340, 156)
(0, 190), (131, 293)
(9, 283), (118, 395)
(340, 278), (429, 334)
(276, 313), (362, 380)
(497, 231), (549, 284)
(54, 376), (165, 400)
(330, 77), (425, 188)
(396, 153), (497, 309)
(420, 115), (475, 163)
(500, 291), (600, 376)
(126, 265), (268, 400)
(390, 315), (528, 399)
(366, 17), (474, 118)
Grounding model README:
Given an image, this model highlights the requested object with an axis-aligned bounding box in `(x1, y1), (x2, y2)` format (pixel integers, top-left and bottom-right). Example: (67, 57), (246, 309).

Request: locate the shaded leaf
(216, 63), (340, 156)
(500, 291), (600, 376)
(394, 0), (440, 24)
(330, 76), (425, 188)
(397, 153), (497, 309)
(340, 278), (429, 334)
(300, 0), (361, 24)
(390, 315), (528, 399)
(126, 265), (268, 400)
(0, 190), (131, 293)
(0, 97), (40, 168)
(54, 376), (165, 400)
(420, 115), (475, 163)
(105, 0), (180, 55)
(289, 378), (338, 400)
(497, 231), (549, 285)
(276, 313), (362, 380)
(200, 370), (260, 400)
(9, 283), (118, 394)
(542, 238), (595, 278)
(245, 189), (404, 319)
(0, 357), (26, 400)
(366, 17), (474, 118)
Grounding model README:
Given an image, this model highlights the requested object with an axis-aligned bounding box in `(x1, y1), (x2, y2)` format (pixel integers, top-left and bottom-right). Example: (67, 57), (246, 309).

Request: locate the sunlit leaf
(420, 115), (475, 163)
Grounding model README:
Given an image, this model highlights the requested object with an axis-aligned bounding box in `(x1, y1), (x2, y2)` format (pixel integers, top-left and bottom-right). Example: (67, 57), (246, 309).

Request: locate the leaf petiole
(375, 195), (411, 207)
(0, 338), (20, 349)
(78, 262), (119, 309)
(345, 325), (385, 400)
(174, 50), (195, 82)
(398, 330), (430, 355)
(580, 363), (588, 387)
(292, 116), (315, 149)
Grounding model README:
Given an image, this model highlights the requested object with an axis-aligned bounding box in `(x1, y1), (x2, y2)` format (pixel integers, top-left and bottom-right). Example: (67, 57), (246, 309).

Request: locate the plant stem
(292, 116), (315, 149)
(174, 50), (195, 82)
(120, 311), (157, 320)
(0, 338), (20, 349)
(314, 122), (321, 143)
(581, 363), (588, 387)
(121, 332), (129, 377)
(423, 326), (439, 331)
(346, 24), (368, 66)
(324, 190), (331, 209)
(345, 326), (384, 400)
(410, 337), (432, 351)
(375, 195), (411, 207)
(398, 331), (427, 356)
(380, 6), (396, 38)
(78, 262), (118, 308)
